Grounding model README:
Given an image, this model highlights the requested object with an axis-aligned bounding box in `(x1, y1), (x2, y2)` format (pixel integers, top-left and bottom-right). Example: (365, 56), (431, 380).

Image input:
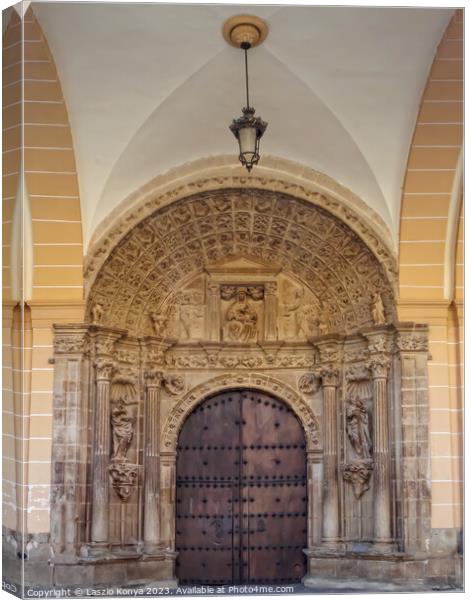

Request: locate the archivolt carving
(87, 189), (395, 336)
(161, 373), (321, 452)
(86, 157), (397, 295)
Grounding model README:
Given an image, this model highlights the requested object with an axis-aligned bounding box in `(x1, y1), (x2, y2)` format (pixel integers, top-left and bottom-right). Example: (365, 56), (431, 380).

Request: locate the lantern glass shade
(238, 126), (258, 168)
(229, 107), (267, 172)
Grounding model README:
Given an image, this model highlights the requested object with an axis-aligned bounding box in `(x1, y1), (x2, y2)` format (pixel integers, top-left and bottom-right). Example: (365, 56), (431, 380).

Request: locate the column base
(85, 542), (112, 559)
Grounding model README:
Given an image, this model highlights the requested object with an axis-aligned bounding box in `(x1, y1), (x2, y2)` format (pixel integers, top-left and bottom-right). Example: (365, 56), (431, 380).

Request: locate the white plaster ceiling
(31, 2), (452, 249)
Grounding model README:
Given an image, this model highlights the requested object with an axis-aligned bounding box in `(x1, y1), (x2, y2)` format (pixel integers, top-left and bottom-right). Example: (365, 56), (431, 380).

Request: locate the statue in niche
(223, 288), (259, 342)
(110, 397), (136, 462)
(371, 292), (386, 325)
(346, 396), (372, 459)
(91, 303), (103, 325)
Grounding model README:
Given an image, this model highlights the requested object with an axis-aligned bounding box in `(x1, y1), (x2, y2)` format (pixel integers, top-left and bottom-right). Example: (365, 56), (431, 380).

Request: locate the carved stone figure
(110, 398), (136, 461)
(282, 286), (319, 339)
(149, 310), (169, 337)
(224, 289), (258, 342)
(346, 396), (372, 459)
(91, 303), (104, 325)
(108, 462), (139, 502)
(164, 374), (185, 396)
(371, 292), (386, 325)
(343, 459), (374, 499)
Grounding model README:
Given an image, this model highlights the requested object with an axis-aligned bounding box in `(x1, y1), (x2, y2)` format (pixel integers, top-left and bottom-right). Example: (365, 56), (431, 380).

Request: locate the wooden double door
(175, 389), (307, 585)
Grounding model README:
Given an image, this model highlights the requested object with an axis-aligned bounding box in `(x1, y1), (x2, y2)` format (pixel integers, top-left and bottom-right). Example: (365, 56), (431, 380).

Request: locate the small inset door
(175, 390), (307, 585)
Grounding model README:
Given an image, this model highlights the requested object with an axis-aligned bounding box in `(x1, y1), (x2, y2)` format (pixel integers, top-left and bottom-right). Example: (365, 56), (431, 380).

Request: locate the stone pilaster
(160, 452), (177, 551)
(207, 283), (220, 341)
(364, 327), (394, 547)
(90, 357), (114, 546)
(368, 354), (392, 545)
(89, 328), (122, 549)
(395, 323), (431, 554)
(264, 281), (278, 341)
(51, 325), (89, 556)
(306, 450), (323, 547)
(143, 369), (164, 554)
(318, 364), (341, 544)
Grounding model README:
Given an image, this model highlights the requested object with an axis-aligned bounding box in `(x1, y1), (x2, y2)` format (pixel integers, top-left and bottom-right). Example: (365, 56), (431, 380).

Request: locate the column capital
(315, 364), (340, 387)
(313, 337), (344, 364)
(366, 354), (390, 379)
(265, 281), (277, 295)
(144, 369), (164, 387)
(95, 358), (115, 381)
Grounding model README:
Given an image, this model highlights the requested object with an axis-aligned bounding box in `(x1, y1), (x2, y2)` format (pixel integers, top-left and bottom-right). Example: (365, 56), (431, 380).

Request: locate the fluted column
(368, 353), (392, 545)
(207, 283), (220, 341)
(143, 369), (164, 554)
(91, 358), (114, 545)
(160, 452), (177, 550)
(264, 281), (278, 341)
(319, 365), (340, 544)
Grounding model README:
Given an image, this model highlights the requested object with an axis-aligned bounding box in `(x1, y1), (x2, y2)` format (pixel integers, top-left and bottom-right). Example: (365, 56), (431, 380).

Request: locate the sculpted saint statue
(346, 396), (372, 459)
(91, 303), (103, 325)
(110, 397), (136, 461)
(371, 292), (386, 325)
(225, 289), (258, 342)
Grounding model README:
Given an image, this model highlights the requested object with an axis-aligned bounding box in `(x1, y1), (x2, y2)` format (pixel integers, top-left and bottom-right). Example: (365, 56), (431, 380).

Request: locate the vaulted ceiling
(32, 2), (452, 248)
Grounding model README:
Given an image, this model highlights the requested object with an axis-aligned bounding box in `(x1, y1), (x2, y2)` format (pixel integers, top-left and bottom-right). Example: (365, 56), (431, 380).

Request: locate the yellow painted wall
(398, 9), (463, 530)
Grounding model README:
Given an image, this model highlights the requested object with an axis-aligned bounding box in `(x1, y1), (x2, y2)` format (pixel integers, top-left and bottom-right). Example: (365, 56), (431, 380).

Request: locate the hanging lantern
(224, 16), (269, 172)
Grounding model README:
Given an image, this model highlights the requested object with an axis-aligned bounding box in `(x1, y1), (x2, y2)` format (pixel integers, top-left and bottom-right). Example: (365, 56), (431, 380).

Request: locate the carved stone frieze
(298, 373), (320, 395)
(161, 373), (321, 451)
(343, 459), (374, 499)
(163, 349), (315, 370)
(395, 333), (429, 353)
(108, 461), (139, 502)
(54, 334), (88, 355)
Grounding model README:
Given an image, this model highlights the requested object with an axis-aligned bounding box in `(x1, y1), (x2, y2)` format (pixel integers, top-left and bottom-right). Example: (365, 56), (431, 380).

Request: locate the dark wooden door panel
(175, 389), (307, 584)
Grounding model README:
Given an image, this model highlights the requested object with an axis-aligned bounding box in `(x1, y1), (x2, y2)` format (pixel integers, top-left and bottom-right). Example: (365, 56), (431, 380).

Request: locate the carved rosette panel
(87, 189), (395, 336)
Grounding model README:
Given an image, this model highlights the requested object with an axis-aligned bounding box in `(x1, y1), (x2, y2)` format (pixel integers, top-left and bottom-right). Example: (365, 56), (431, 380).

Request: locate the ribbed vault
(88, 188), (395, 335)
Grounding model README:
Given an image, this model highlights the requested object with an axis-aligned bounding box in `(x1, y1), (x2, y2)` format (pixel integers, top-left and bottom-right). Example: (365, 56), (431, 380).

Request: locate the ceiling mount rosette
(222, 14), (269, 48)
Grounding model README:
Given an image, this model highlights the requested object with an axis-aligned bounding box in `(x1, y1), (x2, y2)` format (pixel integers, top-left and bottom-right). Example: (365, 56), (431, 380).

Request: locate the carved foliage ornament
(54, 334), (87, 355)
(396, 333), (428, 353)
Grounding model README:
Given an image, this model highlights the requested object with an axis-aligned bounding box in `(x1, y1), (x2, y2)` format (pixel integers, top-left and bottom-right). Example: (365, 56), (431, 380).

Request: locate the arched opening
(175, 389), (307, 585)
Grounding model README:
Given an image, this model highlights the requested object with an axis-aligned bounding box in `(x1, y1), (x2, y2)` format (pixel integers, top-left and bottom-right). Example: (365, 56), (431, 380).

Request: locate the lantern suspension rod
(241, 41), (251, 109)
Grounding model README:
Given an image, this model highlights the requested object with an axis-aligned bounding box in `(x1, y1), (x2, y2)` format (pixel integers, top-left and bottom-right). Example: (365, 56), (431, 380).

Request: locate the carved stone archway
(49, 182), (442, 589)
(161, 372), (321, 452)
